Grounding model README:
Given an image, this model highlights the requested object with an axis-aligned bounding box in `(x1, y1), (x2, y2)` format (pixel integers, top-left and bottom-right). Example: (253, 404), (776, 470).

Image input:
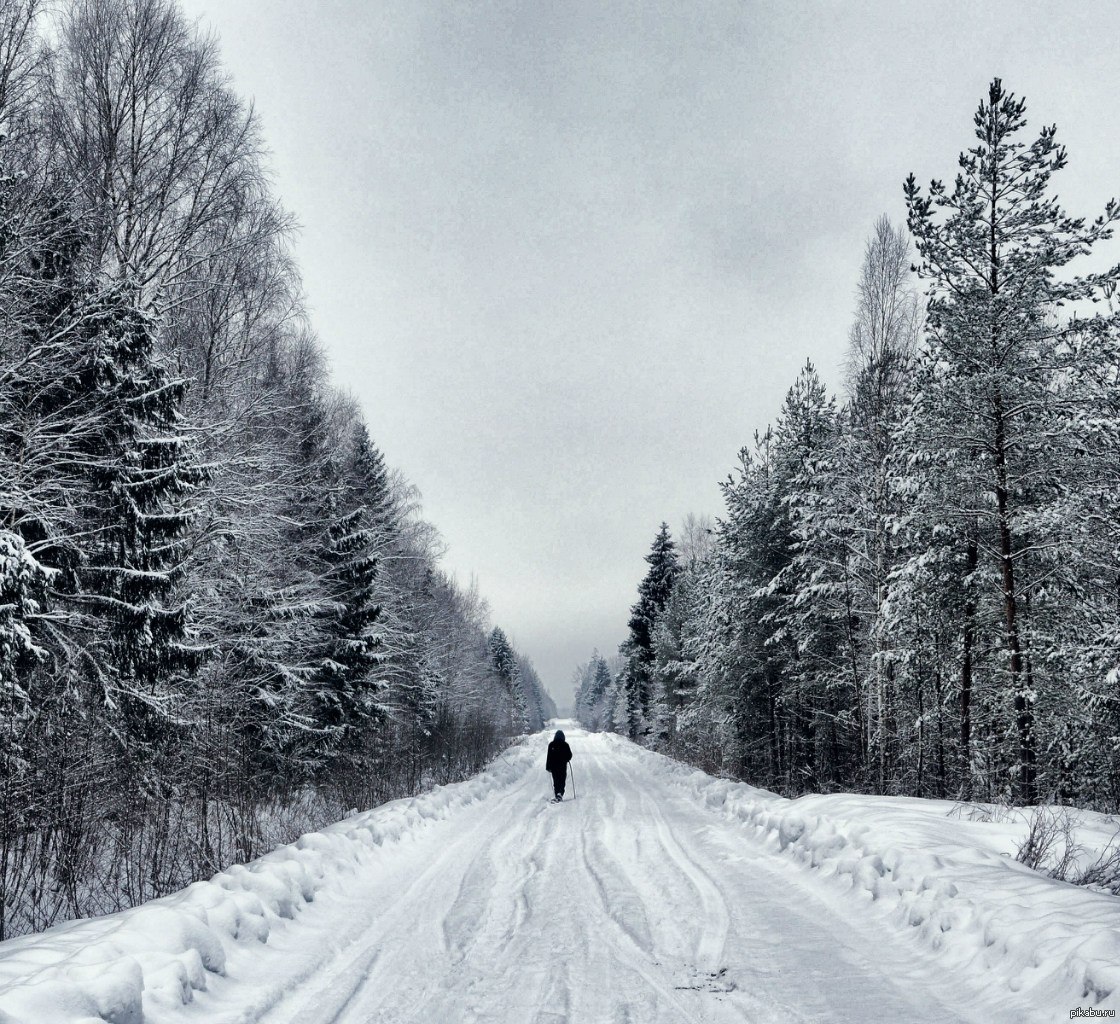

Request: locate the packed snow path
(8, 725), (1117, 1023)
(174, 729), (1000, 1024)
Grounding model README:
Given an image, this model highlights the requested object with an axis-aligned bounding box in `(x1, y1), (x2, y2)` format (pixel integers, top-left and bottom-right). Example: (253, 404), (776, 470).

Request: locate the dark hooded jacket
(545, 730), (572, 774)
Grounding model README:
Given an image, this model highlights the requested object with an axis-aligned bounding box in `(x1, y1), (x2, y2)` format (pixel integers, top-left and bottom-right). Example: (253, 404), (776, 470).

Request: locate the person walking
(545, 729), (572, 802)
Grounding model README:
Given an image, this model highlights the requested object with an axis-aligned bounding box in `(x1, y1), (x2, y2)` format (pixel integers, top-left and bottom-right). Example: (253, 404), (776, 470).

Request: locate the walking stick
(569, 763), (576, 801)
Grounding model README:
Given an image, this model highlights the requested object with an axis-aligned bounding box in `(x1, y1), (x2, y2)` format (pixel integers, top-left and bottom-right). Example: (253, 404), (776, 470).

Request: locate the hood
(554, 730), (565, 743)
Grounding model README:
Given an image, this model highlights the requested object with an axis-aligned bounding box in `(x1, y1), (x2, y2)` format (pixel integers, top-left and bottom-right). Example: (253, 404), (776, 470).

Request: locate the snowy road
(170, 727), (1011, 1024)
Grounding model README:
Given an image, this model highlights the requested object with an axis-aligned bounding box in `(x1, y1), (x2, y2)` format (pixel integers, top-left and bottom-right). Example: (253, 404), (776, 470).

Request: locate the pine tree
(573, 652), (615, 732)
(772, 362), (850, 788)
(2, 169), (209, 743)
(905, 79), (1120, 801)
(572, 656), (595, 727)
(838, 217), (921, 790)
(613, 661), (640, 738)
(516, 655), (551, 731)
(2, 250), (208, 756)
(2, 183), (92, 644)
(649, 577), (701, 745)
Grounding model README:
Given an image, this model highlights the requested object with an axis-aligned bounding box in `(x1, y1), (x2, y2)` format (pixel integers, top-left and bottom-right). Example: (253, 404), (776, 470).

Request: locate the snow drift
(600, 734), (1120, 1015)
(0, 737), (538, 1024)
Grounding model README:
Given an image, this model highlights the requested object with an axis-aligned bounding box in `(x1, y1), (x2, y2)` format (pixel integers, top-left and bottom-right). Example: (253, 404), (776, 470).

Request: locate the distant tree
(612, 660), (639, 737)
(650, 518), (713, 745)
(573, 652), (613, 732)
(489, 626), (526, 732)
(589, 656), (613, 730)
(621, 523), (678, 738)
(310, 497), (385, 762)
(515, 654), (553, 730)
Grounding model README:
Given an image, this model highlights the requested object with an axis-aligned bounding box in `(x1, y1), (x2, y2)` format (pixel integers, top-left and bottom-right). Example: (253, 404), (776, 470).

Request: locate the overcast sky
(178, 0), (1120, 706)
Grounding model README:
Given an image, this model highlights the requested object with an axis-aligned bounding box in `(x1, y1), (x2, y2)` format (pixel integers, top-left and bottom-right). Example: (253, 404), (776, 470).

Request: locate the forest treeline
(576, 81), (1120, 812)
(0, 0), (553, 938)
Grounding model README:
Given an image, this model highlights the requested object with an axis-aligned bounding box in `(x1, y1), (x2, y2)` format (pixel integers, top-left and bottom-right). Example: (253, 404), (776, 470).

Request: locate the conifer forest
(577, 81), (1120, 815)
(0, 0), (554, 939)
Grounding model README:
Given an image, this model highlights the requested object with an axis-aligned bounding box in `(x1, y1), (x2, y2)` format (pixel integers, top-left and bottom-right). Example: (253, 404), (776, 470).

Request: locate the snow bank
(603, 734), (1120, 1017)
(0, 738), (537, 1024)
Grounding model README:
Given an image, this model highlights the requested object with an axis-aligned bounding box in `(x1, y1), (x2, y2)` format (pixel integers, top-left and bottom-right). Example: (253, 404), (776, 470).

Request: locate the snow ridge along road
(2, 724), (1117, 1023)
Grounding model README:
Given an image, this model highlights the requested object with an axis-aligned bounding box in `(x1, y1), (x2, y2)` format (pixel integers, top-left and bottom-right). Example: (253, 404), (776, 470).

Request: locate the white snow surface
(2, 723), (1119, 1023)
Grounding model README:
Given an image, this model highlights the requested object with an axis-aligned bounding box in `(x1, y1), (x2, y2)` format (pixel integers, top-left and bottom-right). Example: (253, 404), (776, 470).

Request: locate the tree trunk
(992, 393), (1035, 801)
(916, 668), (925, 798)
(934, 659), (946, 799)
(843, 577), (866, 770)
(987, 158), (1035, 804)
(766, 663), (781, 786)
(960, 531), (978, 794)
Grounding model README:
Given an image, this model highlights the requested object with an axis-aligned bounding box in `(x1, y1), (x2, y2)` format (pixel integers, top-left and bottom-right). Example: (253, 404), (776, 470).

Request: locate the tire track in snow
(440, 842), (498, 962)
(442, 812), (546, 967)
(636, 785), (731, 972)
(253, 762), (542, 1024)
(439, 782), (554, 963)
(571, 777), (711, 1024)
(490, 805), (553, 956)
(337, 765), (569, 1023)
(182, 730), (993, 1024)
(580, 827), (654, 951)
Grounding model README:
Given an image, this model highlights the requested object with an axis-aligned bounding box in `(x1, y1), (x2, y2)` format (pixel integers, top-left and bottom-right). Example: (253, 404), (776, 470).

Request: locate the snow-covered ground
(2, 724), (1118, 1023)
